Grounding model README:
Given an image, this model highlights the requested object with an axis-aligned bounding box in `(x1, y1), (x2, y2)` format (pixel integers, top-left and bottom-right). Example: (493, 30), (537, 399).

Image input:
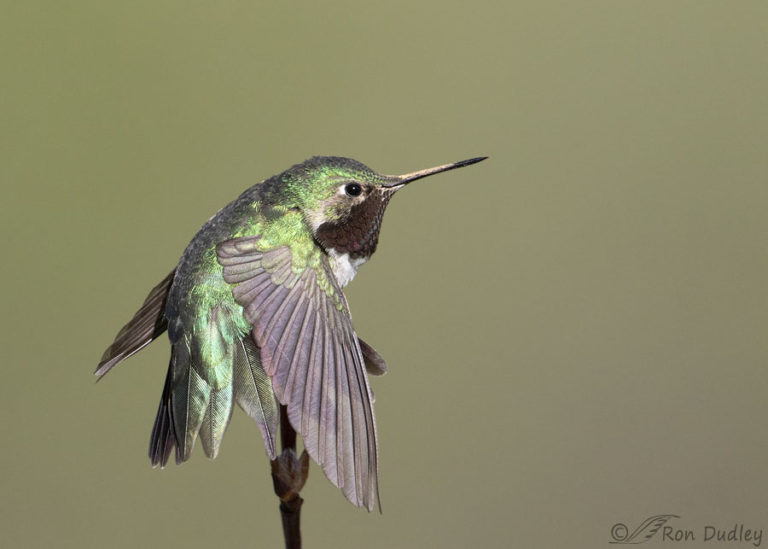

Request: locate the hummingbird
(96, 155), (487, 512)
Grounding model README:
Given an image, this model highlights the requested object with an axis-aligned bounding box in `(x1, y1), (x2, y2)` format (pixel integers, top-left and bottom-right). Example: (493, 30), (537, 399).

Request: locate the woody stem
(271, 405), (306, 549)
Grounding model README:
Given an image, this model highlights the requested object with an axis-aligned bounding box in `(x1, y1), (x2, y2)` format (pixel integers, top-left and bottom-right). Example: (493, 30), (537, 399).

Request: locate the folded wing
(95, 270), (176, 377)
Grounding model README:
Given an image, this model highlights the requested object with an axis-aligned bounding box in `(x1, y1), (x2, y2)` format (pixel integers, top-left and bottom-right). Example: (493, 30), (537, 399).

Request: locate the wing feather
(331, 304), (351, 475)
(322, 316), (339, 485)
(301, 310), (322, 448)
(283, 298), (312, 411)
(234, 275), (273, 305)
(358, 337), (387, 376)
(96, 270), (175, 377)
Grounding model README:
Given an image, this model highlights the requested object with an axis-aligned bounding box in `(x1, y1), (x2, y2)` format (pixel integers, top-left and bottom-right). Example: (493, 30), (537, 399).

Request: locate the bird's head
(277, 155), (487, 259)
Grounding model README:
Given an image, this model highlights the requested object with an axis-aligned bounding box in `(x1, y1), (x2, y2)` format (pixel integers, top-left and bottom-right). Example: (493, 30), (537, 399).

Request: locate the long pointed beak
(382, 156), (488, 188)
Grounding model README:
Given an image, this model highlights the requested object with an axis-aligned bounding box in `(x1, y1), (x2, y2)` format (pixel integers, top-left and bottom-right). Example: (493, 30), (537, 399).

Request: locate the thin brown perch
(271, 405), (310, 549)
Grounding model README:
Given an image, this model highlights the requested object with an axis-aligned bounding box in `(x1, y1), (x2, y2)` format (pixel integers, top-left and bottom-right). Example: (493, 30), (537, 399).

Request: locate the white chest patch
(328, 249), (367, 288)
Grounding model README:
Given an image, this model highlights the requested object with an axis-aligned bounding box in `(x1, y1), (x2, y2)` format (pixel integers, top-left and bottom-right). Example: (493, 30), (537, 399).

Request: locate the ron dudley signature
(610, 515), (764, 547)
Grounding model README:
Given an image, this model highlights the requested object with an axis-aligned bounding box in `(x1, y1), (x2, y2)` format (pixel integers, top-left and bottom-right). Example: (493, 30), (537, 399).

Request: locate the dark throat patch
(315, 192), (392, 259)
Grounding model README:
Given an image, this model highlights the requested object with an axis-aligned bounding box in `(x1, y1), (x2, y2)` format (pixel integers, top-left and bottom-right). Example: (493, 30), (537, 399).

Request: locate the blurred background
(2, 1), (767, 547)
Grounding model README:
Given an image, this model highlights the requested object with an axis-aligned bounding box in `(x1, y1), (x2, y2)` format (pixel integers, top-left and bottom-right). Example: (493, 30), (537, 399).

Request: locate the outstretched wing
(216, 235), (379, 511)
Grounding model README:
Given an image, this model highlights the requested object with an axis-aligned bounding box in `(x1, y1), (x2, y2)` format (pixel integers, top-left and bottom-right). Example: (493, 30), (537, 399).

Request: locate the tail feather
(134, 282), (277, 466)
(170, 345), (212, 463)
(198, 384), (234, 459)
(149, 359), (176, 467)
(233, 336), (279, 459)
(96, 270), (176, 377)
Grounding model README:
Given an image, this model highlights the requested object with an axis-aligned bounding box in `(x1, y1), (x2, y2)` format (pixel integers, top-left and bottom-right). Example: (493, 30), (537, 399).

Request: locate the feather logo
(610, 515), (680, 544)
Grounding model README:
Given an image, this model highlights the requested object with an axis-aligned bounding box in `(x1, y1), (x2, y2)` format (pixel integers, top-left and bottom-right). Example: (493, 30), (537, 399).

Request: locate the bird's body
(97, 155), (486, 511)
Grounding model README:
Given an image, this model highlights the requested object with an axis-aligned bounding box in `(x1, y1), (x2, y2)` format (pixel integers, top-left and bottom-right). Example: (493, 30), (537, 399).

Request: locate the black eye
(344, 183), (362, 197)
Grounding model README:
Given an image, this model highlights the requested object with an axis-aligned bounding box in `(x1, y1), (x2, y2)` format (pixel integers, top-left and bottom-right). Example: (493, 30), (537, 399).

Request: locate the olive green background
(2, 1), (767, 548)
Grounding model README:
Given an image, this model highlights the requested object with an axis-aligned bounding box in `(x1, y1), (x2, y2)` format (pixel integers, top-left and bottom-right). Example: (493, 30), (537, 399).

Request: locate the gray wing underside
(217, 236), (380, 511)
